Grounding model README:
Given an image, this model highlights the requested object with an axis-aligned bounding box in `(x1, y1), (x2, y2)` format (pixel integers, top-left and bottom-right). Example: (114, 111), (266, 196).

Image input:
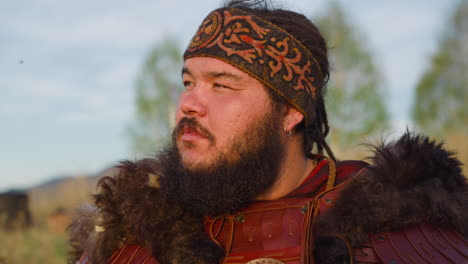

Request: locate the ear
(283, 107), (304, 133)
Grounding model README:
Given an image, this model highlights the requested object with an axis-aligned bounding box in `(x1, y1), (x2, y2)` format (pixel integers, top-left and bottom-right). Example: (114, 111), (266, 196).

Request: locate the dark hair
(224, 0), (335, 160)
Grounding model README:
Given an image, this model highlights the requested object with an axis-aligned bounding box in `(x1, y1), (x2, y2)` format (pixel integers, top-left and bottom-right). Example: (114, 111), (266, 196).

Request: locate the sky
(0, 0), (458, 191)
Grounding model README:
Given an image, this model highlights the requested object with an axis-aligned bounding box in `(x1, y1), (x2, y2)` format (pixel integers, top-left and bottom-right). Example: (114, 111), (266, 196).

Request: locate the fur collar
(68, 159), (224, 264)
(69, 132), (467, 263)
(316, 132), (468, 247)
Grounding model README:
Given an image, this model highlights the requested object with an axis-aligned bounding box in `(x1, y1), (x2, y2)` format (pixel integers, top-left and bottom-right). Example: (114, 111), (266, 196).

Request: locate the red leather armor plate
(370, 222), (468, 264)
(75, 244), (159, 264)
(204, 197), (315, 264)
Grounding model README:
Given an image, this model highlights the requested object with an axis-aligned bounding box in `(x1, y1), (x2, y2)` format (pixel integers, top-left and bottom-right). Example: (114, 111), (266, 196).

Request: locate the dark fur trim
(316, 131), (468, 248)
(67, 205), (100, 263)
(313, 236), (350, 264)
(68, 159), (224, 264)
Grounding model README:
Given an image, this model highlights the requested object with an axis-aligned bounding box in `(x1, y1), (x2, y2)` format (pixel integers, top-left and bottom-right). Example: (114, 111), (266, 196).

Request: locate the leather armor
(75, 159), (468, 264)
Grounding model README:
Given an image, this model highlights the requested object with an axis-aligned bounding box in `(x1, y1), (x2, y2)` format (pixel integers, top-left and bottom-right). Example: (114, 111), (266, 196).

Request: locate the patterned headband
(183, 8), (323, 127)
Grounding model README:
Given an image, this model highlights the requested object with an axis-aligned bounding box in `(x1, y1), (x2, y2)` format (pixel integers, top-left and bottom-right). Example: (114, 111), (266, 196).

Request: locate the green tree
(128, 37), (184, 156)
(315, 1), (389, 149)
(412, 0), (468, 135)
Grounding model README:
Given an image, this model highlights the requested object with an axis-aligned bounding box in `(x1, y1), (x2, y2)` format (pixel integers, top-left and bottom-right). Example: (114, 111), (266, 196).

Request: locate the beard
(158, 110), (286, 217)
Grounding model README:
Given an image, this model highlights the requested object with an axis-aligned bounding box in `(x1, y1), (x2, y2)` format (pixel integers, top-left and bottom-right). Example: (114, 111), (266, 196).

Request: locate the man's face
(162, 60), (287, 215)
(175, 57), (278, 170)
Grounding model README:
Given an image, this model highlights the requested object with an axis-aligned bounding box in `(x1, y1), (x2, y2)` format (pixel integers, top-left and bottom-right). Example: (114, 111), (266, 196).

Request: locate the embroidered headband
(184, 8), (323, 127)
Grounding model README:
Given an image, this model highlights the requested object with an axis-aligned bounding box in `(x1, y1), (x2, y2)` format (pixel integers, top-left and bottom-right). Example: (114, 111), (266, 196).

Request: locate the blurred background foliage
(1, 1), (467, 263)
(127, 37), (184, 156)
(413, 0), (467, 135)
(317, 1), (389, 154)
(412, 0), (468, 165)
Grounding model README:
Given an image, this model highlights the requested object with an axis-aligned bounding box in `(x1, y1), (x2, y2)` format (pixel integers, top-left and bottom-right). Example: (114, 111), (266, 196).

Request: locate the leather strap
(324, 157), (336, 191)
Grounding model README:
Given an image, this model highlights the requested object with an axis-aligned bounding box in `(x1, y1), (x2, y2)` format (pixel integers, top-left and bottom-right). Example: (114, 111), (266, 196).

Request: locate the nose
(178, 88), (207, 117)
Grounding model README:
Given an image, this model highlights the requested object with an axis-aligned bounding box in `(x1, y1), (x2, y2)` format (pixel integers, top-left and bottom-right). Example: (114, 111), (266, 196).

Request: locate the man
(69, 1), (468, 263)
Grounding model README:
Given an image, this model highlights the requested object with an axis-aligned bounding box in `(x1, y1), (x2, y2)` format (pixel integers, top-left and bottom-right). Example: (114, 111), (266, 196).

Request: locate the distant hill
(26, 166), (119, 225)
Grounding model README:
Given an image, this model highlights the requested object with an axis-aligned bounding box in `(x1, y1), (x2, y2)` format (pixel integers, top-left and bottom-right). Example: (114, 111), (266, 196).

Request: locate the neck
(255, 135), (315, 200)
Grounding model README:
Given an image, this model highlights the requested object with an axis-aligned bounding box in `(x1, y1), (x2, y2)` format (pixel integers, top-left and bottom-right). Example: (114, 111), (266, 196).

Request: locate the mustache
(174, 117), (215, 143)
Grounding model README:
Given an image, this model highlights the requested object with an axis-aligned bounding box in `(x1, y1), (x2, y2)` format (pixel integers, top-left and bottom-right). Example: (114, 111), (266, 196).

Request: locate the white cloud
(0, 75), (82, 119)
(0, 69), (133, 125)
(96, 60), (139, 88)
(7, 75), (81, 98)
(56, 88), (133, 125)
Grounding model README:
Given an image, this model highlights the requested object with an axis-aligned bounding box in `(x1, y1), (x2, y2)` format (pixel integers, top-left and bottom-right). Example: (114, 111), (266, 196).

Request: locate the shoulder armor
(313, 167), (468, 264)
(369, 222), (468, 264)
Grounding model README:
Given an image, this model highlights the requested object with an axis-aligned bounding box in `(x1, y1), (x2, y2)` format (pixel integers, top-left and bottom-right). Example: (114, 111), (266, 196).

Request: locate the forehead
(183, 57), (256, 82)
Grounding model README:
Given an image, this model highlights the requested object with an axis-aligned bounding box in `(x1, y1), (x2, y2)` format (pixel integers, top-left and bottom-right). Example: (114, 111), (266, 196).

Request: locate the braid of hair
(304, 94), (335, 161)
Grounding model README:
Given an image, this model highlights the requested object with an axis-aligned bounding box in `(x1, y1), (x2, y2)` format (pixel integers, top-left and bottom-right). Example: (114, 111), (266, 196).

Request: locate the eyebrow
(204, 71), (243, 81)
(181, 67), (243, 81)
(181, 67), (191, 77)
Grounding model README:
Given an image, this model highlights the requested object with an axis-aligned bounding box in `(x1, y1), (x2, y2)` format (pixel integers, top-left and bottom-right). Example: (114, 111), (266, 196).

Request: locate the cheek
(212, 97), (253, 121)
(209, 103), (239, 134)
(210, 101), (263, 139)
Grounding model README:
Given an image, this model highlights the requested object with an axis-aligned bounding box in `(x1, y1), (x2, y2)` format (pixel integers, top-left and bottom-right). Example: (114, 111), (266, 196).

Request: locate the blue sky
(0, 0), (457, 191)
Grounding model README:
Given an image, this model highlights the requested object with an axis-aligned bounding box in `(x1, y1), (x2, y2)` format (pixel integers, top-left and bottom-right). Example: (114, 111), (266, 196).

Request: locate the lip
(179, 128), (207, 142)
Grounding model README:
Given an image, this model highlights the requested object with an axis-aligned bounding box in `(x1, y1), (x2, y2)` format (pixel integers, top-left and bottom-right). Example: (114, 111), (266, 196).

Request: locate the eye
(214, 83), (230, 89)
(183, 81), (194, 89)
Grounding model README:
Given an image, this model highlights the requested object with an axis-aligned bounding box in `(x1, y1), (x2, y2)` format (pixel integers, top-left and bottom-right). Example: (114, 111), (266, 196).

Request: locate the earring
(284, 125), (292, 137)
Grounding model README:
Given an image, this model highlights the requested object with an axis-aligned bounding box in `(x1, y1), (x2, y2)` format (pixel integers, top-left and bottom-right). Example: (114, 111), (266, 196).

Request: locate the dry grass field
(0, 227), (69, 264)
(0, 175), (99, 264)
